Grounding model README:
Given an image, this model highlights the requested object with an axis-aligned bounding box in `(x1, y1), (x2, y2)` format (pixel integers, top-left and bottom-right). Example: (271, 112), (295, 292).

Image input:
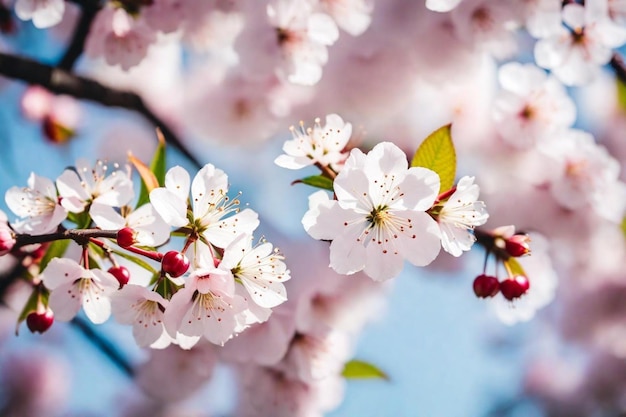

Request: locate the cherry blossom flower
(5, 173), (67, 235)
(135, 343), (217, 402)
(149, 164), (259, 249)
(41, 258), (119, 324)
(450, 0), (520, 59)
(540, 129), (626, 222)
(85, 6), (157, 71)
(281, 328), (351, 383)
(274, 113), (352, 171)
(318, 0), (373, 36)
(220, 234), (291, 309)
(436, 176), (489, 257)
(522, 0), (563, 39)
(493, 62), (576, 149)
(14, 0), (65, 29)
(534, 1), (626, 86)
(235, 365), (345, 417)
(164, 264), (247, 346)
(265, 0), (340, 85)
(90, 202), (169, 247)
(111, 284), (169, 348)
(302, 142), (442, 281)
(55, 159), (134, 215)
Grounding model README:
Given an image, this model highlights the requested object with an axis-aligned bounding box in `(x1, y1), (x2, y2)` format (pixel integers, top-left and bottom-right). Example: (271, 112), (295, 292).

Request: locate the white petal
(149, 188), (189, 227)
(90, 202), (125, 230)
(49, 282), (82, 321)
(41, 258), (84, 290)
(164, 166), (191, 202)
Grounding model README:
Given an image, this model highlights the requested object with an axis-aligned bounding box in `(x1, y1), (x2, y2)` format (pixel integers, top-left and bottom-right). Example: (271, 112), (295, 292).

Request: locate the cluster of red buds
(472, 226), (532, 301)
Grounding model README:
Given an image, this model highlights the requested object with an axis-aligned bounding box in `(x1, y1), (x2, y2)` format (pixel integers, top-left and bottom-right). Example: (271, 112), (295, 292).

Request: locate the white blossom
(41, 258), (119, 324)
(150, 164), (259, 249)
(14, 0), (65, 29)
(302, 142), (442, 281)
(5, 173), (67, 235)
(275, 113), (352, 171)
(437, 176), (489, 257)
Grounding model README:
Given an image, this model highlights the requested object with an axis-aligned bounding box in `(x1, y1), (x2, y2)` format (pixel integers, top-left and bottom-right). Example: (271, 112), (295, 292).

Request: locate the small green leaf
(505, 257), (527, 277)
(133, 129), (167, 208)
(17, 288), (41, 326)
(67, 211), (92, 229)
(411, 124), (456, 194)
(39, 239), (71, 271)
(111, 249), (159, 275)
(617, 79), (626, 112)
(291, 175), (334, 191)
(621, 216), (626, 238)
(342, 359), (389, 381)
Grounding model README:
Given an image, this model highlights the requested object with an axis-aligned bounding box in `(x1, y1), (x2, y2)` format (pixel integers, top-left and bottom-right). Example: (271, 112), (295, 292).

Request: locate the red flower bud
(108, 265), (131, 287)
(500, 275), (530, 301)
(161, 251), (190, 278)
(117, 227), (137, 248)
(473, 274), (500, 298)
(26, 309), (54, 334)
(505, 234), (531, 257)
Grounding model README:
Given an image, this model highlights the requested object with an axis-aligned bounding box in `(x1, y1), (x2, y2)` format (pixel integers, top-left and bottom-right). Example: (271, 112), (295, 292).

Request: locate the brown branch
(0, 52), (202, 168)
(58, 0), (102, 71)
(13, 228), (119, 249)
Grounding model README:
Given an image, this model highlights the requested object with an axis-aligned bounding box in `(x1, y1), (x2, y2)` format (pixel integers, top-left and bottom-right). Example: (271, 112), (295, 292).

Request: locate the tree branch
(70, 316), (135, 377)
(58, 1), (101, 71)
(0, 52), (202, 168)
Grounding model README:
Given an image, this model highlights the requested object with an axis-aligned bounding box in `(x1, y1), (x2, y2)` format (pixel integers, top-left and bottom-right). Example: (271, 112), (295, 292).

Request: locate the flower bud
(26, 309), (54, 334)
(0, 227), (15, 256)
(500, 275), (530, 301)
(108, 265), (131, 287)
(161, 251), (190, 278)
(505, 234), (531, 257)
(472, 274), (500, 298)
(116, 227), (137, 248)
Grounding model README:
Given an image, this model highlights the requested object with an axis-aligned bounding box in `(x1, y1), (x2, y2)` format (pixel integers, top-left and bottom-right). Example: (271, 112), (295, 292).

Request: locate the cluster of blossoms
(14, 0), (372, 84)
(0, 156), (290, 350)
(275, 113), (492, 282)
(425, 0), (626, 86)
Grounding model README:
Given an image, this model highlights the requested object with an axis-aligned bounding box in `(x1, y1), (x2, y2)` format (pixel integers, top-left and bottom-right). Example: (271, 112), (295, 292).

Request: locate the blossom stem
(14, 229), (119, 248)
(124, 245), (163, 262)
(0, 52), (201, 169)
(315, 162), (337, 180)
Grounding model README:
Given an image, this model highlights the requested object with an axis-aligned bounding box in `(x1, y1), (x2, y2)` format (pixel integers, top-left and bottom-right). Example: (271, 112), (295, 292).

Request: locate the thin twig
(69, 316), (134, 377)
(58, 1), (101, 71)
(0, 52), (202, 168)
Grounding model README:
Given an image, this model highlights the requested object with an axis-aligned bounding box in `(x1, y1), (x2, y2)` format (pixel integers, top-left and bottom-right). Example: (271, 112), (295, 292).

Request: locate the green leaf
(342, 359), (389, 381)
(39, 239), (71, 271)
(111, 249), (159, 275)
(617, 78), (626, 112)
(17, 288), (40, 327)
(291, 175), (334, 191)
(411, 124), (456, 194)
(505, 257), (527, 277)
(621, 216), (626, 238)
(133, 129), (167, 208)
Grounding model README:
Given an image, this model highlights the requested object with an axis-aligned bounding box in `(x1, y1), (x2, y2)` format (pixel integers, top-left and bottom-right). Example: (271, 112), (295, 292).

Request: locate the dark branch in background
(70, 316), (135, 377)
(610, 52), (626, 85)
(58, 0), (102, 71)
(0, 52), (202, 168)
